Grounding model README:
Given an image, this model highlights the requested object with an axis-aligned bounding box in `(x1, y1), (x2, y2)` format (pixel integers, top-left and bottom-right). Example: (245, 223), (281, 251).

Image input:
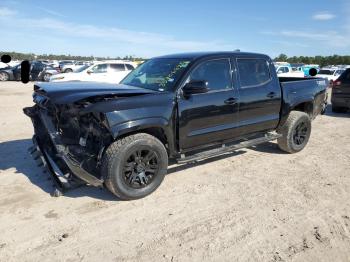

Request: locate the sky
(0, 0), (349, 58)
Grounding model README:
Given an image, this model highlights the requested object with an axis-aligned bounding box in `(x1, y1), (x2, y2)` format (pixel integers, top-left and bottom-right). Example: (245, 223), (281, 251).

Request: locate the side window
(189, 59), (231, 91)
(237, 58), (271, 88)
(110, 63), (125, 72)
(125, 64), (135, 70)
(285, 67), (290, 73)
(91, 64), (107, 73)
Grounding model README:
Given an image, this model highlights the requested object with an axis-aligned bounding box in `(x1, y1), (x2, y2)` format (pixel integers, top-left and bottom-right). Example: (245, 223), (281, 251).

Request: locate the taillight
(333, 80), (342, 88)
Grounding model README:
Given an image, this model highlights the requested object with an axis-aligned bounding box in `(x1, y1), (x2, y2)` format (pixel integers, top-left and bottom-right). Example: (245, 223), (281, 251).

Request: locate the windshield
(121, 58), (191, 91)
(75, 65), (90, 72)
(318, 70), (334, 75)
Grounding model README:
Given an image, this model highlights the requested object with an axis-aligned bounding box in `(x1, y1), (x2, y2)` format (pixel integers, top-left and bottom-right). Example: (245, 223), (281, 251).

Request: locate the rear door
(178, 58), (239, 150)
(235, 57), (281, 135)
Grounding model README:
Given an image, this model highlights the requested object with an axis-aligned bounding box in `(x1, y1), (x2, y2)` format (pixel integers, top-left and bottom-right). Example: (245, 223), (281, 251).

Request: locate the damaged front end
(23, 92), (114, 194)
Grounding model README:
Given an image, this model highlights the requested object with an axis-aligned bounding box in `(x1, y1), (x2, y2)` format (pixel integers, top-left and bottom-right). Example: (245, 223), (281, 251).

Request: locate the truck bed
(278, 77), (328, 120)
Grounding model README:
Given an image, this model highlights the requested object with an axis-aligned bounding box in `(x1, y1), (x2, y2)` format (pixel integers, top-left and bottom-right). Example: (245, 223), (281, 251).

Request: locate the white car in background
(316, 68), (345, 82)
(50, 61), (136, 83)
(275, 65), (305, 78)
(60, 61), (92, 73)
(0, 60), (21, 69)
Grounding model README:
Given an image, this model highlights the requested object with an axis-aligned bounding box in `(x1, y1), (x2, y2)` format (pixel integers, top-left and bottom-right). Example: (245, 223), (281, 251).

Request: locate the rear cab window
(237, 58), (271, 88)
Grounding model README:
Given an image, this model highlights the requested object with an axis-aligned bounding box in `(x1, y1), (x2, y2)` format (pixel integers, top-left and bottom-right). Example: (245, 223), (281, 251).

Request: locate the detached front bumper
(24, 106), (103, 193)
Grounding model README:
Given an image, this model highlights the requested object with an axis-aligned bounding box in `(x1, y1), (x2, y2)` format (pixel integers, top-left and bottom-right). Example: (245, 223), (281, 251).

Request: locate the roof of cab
(154, 51), (270, 60)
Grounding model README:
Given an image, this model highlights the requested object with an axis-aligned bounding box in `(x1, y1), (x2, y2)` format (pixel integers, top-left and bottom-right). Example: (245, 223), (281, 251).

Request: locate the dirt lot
(0, 81), (349, 262)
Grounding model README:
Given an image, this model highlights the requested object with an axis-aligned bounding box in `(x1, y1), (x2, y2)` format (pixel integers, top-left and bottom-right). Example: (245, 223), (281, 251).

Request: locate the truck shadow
(0, 138), (116, 201)
(0, 138), (284, 200)
(249, 142), (287, 154)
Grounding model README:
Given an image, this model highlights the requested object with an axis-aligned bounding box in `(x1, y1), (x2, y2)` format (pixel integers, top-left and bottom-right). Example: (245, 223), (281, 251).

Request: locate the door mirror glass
(183, 80), (209, 96)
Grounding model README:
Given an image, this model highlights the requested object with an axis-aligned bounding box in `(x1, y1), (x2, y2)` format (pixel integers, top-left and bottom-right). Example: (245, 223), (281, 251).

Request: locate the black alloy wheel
(123, 148), (159, 189)
(292, 121), (308, 146)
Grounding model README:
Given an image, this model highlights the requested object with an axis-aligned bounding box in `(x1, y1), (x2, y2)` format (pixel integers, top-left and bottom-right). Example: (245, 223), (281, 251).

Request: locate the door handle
(224, 97), (237, 104)
(267, 92), (276, 98)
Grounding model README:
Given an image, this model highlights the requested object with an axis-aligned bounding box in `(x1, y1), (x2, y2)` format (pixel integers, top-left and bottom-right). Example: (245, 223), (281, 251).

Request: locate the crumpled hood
(33, 81), (158, 104)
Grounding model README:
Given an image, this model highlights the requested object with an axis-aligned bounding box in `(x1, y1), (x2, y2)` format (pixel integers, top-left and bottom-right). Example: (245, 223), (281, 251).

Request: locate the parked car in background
(58, 60), (75, 72)
(303, 65), (320, 77)
(50, 61), (136, 83)
(61, 61), (92, 73)
(317, 68), (345, 82)
(0, 61), (59, 81)
(43, 60), (60, 69)
(275, 63), (305, 77)
(331, 68), (350, 113)
(0, 60), (21, 69)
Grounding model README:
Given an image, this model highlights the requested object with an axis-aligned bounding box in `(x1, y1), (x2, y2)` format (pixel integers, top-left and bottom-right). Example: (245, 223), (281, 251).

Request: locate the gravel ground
(0, 81), (349, 262)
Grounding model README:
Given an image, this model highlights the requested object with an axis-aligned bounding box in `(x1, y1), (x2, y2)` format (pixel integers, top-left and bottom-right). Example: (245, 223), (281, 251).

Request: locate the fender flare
(109, 117), (171, 139)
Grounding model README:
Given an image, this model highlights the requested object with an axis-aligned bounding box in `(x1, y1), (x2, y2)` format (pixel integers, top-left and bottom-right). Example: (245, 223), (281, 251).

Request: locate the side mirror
(183, 80), (209, 97)
(87, 70), (92, 74)
(277, 70), (283, 74)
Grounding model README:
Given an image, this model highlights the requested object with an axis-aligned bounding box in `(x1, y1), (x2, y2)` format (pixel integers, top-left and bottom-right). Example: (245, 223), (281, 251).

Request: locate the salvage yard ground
(0, 81), (349, 262)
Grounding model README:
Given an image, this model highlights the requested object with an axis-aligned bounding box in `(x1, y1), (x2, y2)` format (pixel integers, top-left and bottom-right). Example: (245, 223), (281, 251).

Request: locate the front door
(178, 58), (239, 150)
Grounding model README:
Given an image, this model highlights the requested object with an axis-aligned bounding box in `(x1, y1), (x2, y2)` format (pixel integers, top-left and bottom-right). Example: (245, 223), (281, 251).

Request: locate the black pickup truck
(24, 52), (328, 199)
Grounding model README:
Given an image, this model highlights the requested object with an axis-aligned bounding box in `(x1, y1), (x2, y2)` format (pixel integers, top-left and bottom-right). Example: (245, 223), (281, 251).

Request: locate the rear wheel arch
(291, 101), (314, 118)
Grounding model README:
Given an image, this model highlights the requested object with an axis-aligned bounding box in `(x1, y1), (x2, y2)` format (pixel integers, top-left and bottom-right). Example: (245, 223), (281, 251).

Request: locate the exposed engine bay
(24, 94), (115, 189)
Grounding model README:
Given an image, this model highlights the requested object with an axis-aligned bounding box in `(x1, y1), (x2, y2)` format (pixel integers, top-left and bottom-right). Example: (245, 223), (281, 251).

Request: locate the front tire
(43, 73), (52, 82)
(102, 133), (168, 200)
(277, 111), (311, 153)
(64, 68), (73, 73)
(0, 72), (9, 81)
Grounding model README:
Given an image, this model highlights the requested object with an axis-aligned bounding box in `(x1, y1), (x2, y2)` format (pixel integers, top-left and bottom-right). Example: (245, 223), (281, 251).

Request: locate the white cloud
(260, 29), (350, 49)
(0, 7), (16, 17)
(37, 7), (66, 18)
(280, 30), (330, 39)
(270, 40), (309, 48)
(312, 12), (335, 21)
(0, 15), (234, 56)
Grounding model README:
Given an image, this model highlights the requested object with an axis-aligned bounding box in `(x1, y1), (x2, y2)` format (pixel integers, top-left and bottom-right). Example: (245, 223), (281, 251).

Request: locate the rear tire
(102, 133), (168, 200)
(277, 111), (311, 153)
(332, 106), (347, 113)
